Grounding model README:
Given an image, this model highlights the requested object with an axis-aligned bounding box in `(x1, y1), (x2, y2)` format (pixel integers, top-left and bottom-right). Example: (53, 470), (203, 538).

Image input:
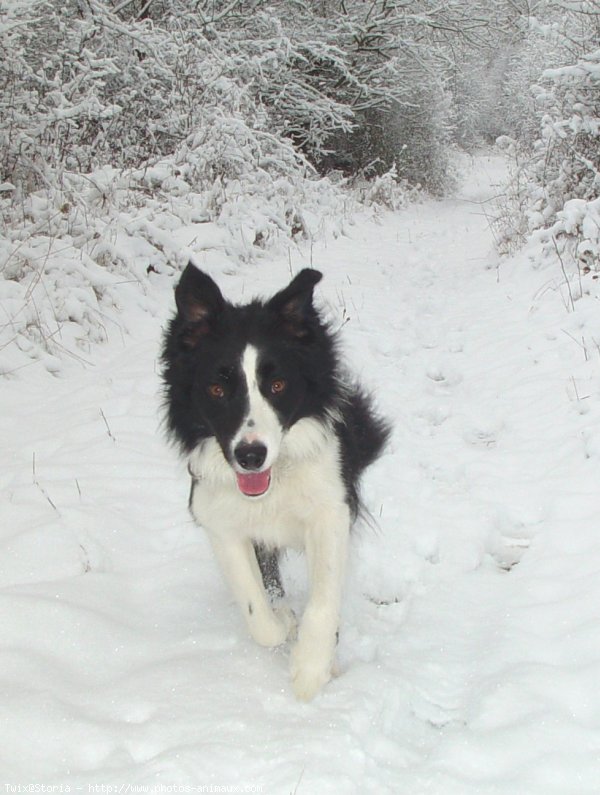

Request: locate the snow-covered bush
(0, 0), (352, 190)
(354, 163), (421, 211)
(0, 132), (351, 375)
(0, 0), (357, 374)
(494, 3), (600, 268)
(0, 0), (467, 199)
(497, 46), (600, 265)
(535, 52), (599, 210)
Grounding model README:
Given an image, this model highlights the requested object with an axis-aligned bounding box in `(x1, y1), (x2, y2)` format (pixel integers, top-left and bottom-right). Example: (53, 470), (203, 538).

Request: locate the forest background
(0, 0), (598, 371)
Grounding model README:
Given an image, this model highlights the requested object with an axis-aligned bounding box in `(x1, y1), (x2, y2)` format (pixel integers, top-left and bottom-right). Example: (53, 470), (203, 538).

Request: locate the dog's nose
(234, 442), (267, 471)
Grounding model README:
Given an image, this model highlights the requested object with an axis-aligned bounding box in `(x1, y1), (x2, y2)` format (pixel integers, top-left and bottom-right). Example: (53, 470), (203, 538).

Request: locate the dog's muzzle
(233, 442), (271, 497)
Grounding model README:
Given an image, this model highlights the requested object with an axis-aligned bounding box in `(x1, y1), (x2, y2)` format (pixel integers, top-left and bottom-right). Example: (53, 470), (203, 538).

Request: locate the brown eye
(271, 378), (286, 395)
(208, 383), (225, 399)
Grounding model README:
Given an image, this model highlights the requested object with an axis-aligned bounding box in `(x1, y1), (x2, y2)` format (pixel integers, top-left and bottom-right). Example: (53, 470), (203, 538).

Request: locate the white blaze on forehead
(241, 345), (260, 395)
(236, 345), (283, 463)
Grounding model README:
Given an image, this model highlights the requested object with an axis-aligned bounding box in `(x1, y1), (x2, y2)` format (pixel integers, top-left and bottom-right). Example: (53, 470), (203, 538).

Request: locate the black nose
(234, 442), (267, 471)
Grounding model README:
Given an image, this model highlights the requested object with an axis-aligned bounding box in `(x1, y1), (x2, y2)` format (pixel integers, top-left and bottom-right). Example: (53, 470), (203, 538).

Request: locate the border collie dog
(162, 264), (389, 700)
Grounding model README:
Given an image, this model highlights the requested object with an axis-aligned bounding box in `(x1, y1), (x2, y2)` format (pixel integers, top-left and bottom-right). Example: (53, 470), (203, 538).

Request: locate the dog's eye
(270, 378), (286, 395)
(208, 383), (225, 399)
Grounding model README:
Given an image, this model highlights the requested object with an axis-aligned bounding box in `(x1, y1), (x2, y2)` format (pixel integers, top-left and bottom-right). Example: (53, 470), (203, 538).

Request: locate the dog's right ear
(174, 264), (225, 346)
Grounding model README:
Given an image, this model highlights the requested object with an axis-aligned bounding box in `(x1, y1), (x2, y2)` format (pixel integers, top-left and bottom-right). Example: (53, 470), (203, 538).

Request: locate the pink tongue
(236, 468), (271, 496)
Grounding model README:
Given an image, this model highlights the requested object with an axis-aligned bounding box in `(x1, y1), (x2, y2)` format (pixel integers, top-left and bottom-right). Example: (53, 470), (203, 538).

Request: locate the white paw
(290, 641), (333, 702)
(249, 605), (296, 648)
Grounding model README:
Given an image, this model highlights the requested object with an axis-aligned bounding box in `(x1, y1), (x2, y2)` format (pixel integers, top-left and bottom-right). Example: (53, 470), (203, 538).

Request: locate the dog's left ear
(267, 269), (323, 337)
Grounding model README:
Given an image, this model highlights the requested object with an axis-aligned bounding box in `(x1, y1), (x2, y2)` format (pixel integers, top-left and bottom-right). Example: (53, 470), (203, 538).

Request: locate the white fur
(230, 345), (283, 471)
(189, 398), (350, 701)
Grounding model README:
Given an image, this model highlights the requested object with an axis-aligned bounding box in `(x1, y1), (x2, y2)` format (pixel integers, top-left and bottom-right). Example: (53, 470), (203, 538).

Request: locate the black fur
(254, 543), (285, 599)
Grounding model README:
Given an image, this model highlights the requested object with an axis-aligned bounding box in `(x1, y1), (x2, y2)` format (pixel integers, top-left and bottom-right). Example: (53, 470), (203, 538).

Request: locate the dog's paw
(249, 606), (296, 648)
(290, 642), (333, 702)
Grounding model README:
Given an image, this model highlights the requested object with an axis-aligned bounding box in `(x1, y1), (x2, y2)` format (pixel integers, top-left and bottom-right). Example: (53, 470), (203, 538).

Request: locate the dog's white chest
(188, 418), (347, 549)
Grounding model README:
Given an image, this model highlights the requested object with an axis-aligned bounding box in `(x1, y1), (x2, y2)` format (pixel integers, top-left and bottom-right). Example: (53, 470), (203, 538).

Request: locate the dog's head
(164, 264), (337, 497)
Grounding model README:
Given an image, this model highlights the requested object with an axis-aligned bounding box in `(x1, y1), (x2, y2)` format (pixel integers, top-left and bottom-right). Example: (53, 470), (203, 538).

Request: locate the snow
(3, 152), (600, 791)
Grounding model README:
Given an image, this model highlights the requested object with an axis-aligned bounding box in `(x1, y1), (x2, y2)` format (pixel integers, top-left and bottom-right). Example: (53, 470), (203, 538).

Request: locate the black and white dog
(162, 264), (389, 700)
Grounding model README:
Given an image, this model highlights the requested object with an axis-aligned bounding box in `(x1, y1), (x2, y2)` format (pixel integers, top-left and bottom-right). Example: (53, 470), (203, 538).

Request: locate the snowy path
(3, 154), (600, 793)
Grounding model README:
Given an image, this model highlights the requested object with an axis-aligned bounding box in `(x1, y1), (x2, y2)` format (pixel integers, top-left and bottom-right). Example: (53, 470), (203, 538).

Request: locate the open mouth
(235, 468), (272, 497)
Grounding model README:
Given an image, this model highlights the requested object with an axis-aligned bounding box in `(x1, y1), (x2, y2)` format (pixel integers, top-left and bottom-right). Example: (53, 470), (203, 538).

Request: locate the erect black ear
(174, 263), (226, 345)
(267, 269), (323, 337)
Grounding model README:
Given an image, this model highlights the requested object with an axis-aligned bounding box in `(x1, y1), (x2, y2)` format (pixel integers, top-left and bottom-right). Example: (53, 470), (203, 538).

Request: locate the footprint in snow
(426, 366), (463, 387)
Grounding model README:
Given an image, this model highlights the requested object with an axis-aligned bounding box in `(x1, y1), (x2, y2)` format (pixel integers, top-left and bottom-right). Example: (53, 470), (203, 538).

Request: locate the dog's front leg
(291, 506), (350, 701)
(210, 537), (295, 648)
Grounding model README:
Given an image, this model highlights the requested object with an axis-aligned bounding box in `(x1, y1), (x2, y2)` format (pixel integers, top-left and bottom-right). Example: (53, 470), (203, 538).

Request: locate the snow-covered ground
(3, 153), (600, 792)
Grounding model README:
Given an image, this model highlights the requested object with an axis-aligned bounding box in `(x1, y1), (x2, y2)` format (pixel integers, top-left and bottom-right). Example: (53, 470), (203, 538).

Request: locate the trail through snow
(3, 154), (600, 793)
